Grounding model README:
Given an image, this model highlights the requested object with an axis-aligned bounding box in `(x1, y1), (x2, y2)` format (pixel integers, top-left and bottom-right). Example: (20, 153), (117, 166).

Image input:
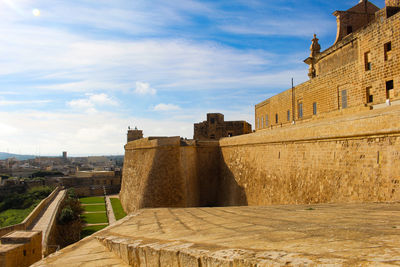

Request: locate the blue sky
(0, 0), (385, 155)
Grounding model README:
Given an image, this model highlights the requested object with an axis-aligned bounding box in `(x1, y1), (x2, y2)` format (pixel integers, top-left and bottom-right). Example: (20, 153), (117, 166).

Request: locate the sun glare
(32, 8), (40, 17)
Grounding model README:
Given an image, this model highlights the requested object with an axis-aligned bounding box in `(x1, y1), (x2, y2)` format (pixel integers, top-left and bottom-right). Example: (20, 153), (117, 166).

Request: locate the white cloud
(218, 16), (333, 38)
(0, 110), (194, 155)
(134, 82), (156, 95)
(66, 93), (117, 113)
(153, 103), (181, 111)
(88, 93), (117, 106)
(0, 99), (51, 106)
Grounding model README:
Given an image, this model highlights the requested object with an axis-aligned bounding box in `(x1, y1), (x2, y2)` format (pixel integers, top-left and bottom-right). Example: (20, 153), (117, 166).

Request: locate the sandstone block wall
(120, 137), (220, 213)
(220, 105), (400, 206)
(255, 8), (400, 131)
(0, 231), (42, 267)
(121, 106), (400, 212)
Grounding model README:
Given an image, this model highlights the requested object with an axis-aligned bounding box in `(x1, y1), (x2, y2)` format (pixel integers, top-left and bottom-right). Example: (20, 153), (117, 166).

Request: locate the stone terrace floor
(33, 203), (400, 266)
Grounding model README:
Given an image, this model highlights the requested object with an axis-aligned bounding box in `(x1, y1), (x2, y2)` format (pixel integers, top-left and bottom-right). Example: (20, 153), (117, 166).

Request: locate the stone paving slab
(34, 203), (400, 266)
(31, 237), (128, 267)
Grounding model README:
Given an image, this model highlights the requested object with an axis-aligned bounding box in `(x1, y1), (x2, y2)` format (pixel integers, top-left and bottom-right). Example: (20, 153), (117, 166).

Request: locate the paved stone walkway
(28, 189), (66, 243)
(33, 203), (400, 266)
(105, 196), (116, 225)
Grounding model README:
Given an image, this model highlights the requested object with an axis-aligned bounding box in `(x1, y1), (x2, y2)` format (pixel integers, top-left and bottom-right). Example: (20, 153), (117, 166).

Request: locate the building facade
(255, 0), (400, 131)
(194, 113), (252, 140)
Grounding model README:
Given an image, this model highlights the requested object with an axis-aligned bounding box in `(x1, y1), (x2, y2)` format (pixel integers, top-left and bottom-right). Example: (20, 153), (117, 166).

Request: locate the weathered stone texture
(0, 231), (42, 267)
(220, 105), (400, 206)
(255, 6), (400, 130)
(121, 105), (400, 212)
(194, 113), (252, 141)
(31, 204), (400, 266)
(120, 137), (220, 213)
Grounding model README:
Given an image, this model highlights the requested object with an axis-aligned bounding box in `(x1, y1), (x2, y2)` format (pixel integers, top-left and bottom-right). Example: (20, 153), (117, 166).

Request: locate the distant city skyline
(0, 0), (386, 155)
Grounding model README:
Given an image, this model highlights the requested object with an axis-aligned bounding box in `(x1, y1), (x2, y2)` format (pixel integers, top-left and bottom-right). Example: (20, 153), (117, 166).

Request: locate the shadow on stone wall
(196, 145), (220, 207)
(137, 143), (248, 209)
(217, 158), (248, 206)
(141, 146), (186, 208)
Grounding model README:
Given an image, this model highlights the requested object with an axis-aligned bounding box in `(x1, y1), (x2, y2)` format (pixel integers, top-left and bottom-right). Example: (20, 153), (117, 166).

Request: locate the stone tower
(127, 127), (143, 143)
(386, 0), (400, 7)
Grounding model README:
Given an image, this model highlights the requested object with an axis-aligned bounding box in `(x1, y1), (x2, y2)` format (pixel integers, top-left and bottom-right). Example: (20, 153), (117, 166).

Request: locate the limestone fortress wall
(255, 2), (400, 130)
(120, 1), (400, 213)
(120, 138), (221, 213)
(120, 105), (400, 213)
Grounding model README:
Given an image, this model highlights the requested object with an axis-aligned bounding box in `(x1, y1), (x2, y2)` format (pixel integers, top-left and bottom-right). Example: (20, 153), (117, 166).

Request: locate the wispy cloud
(0, 99), (52, 106)
(153, 103), (181, 112)
(67, 93), (117, 113)
(134, 82), (156, 95)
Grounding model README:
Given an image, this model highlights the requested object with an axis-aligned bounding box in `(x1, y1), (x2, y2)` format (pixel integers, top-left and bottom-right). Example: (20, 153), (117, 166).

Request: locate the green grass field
(81, 212), (108, 224)
(110, 198), (127, 220)
(0, 204), (38, 227)
(79, 196), (105, 204)
(81, 224), (107, 239)
(83, 204), (106, 212)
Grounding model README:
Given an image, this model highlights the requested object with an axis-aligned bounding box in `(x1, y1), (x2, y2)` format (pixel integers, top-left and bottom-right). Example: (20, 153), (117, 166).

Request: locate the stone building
(127, 127), (143, 143)
(0, 231), (42, 267)
(194, 113), (252, 140)
(255, 0), (400, 131)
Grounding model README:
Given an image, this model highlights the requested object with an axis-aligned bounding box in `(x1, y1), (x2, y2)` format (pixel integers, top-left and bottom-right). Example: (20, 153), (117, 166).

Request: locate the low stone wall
(43, 189), (67, 256)
(0, 187), (61, 238)
(24, 187), (61, 229)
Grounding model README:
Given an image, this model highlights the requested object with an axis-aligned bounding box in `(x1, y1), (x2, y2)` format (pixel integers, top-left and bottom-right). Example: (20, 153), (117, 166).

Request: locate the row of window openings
(258, 80), (395, 128)
(258, 103), (317, 128)
(364, 42), (392, 71)
(366, 80), (394, 103)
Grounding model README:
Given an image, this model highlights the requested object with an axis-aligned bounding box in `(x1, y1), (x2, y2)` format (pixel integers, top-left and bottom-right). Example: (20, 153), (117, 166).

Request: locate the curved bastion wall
(120, 106), (400, 213)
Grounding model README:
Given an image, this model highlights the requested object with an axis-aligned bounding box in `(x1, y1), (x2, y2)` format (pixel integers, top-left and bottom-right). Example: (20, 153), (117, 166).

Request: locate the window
(210, 134), (215, 139)
(261, 116), (264, 128)
(275, 113), (278, 124)
(384, 42), (392, 61)
(23, 250), (26, 256)
(313, 102), (317, 115)
(287, 110), (290, 121)
(257, 118), (260, 129)
(265, 115), (268, 126)
(298, 102), (303, 118)
(386, 80), (394, 90)
(386, 80), (394, 99)
(228, 133), (233, 137)
(210, 118), (215, 124)
(364, 52), (371, 71)
(347, 25), (353, 34)
(341, 90), (348, 109)
(366, 87), (373, 103)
